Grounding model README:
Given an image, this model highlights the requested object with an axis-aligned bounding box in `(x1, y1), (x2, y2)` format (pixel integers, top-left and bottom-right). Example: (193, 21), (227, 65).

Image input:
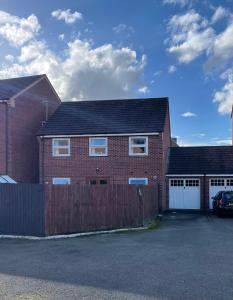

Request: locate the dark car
(212, 191), (233, 216)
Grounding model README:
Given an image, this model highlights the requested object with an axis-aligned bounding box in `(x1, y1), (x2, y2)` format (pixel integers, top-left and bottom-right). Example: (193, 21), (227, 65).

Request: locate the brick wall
(40, 133), (170, 207)
(0, 103), (7, 174)
(7, 77), (60, 183)
(40, 135), (162, 183)
(161, 108), (171, 209)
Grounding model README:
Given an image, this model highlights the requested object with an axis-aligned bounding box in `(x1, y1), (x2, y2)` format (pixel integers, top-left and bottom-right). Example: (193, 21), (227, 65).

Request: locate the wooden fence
(45, 184), (158, 235)
(0, 183), (158, 236)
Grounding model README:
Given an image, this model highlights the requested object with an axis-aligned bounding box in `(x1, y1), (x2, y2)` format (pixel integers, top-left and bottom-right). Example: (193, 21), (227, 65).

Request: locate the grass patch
(146, 218), (161, 230)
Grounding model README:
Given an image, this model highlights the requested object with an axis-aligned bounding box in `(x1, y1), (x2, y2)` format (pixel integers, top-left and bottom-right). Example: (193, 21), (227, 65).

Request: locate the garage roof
(38, 98), (169, 136)
(167, 146), (233, 175)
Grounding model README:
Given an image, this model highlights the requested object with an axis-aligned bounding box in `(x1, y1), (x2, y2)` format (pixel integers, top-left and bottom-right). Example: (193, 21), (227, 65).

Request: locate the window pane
(58, 148), (69, 155)
(90, 147), (106, 155)
(132, 147), (146, 154)
(90, 138), (106, 146)
(54, 139), (69, 147)
(100, 180), (107, 185)
(131, 138), (146, 145)
(129, 179), (147, 185)
(53, 178), (70, 185)
(90, 180), (97, 185)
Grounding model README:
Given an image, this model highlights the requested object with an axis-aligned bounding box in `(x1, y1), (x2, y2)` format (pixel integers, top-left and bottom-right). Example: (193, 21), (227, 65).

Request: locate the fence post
(137, 186), (144, 227)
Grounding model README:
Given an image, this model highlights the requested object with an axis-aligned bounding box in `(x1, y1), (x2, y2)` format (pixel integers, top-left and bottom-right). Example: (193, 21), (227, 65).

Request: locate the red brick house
(38, 98), (171, 209)
(0, 75), (60, 183)
(166, 146), (233, 210)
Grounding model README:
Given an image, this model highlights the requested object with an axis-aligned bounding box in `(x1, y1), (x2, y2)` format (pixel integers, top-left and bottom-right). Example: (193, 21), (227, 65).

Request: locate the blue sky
(0, 0), (232, 146)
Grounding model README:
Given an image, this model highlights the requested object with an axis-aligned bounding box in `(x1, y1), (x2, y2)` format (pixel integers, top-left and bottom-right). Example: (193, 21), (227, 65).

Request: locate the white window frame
(52, 138), (70, 157)
(129, 136), (148, 156)
(52, 178), (71, 185)
(89, 137), (108, 157)
(128, 178), (148, 185)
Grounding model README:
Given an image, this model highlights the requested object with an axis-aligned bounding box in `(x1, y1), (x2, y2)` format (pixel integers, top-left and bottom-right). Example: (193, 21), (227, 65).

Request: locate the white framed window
(185, 179), (200, 187)
(210, 179), (225, 186)
(129, 136), (148, 156)
(52, 138), (70, 157)
(170, 179), (184, 187)
(52, 178), (71, 185)
(129, 178), (148, 185)
(89, 138), (108, 156)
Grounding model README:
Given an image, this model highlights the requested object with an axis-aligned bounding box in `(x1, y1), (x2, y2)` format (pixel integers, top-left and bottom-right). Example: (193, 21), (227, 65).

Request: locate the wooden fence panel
(45, 184), (158, 236)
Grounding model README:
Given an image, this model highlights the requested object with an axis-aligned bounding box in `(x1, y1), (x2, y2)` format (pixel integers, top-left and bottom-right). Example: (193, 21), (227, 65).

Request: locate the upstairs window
(52, 138), (70, 157)
(129, 136), (148, 156)
(89, 138), (108, 156)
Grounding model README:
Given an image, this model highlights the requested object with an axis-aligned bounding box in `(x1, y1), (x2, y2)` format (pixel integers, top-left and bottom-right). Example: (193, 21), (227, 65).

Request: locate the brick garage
(167, 146), (233, 210)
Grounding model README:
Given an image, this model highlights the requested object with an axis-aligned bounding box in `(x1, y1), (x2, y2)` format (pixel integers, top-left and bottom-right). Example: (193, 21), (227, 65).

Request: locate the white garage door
(169, 179), (200, 209)
(209, 179), (233, 209)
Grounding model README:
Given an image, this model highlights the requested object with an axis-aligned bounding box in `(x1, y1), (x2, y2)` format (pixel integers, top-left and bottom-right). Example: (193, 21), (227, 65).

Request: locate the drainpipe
(40, 136), (45, 184)
(203, 173), (206, 212)
(5, 102), (9, 175)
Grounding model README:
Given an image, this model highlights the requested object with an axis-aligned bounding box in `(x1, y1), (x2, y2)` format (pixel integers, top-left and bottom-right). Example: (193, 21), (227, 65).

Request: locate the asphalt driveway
(0, 211), (233, 300)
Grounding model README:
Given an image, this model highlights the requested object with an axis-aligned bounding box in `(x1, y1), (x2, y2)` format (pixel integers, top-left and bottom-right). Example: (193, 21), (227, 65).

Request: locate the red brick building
(0, 75), (60, 183)
(38, 98), (171, 209)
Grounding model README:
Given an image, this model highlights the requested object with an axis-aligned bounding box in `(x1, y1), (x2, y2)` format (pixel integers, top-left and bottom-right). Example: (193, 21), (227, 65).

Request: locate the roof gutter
(38, 132), (160, 138)
(166, 174), (233, 177)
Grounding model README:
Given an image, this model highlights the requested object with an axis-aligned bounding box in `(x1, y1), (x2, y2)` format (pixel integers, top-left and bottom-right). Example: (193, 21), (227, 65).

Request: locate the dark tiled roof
(38, 98), (169, 136)
(167, 146), (233, 175)
(0, 75), (44, 100)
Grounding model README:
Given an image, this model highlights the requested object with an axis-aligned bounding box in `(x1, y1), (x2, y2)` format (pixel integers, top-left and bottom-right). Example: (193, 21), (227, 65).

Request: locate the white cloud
(166, 9), (233, 114)
(211, 6), (228, 24)
(18, 40), (46, 63)
(181, 111), (197, 117)
(51, 9), (83, 24)
(0, 38), (147, 101)
(0, 11), (40, 47)
(192, 133), (206, 138)
(59, 34), (65, 41)
(167, 9), (233, 70)
(214, 139), (232, 145)
(113, 24), (135, 36)
(167, 10), (215, 63)
(168, 65), (176, 73)
(153, 71), (162, 77)
(138, 86), (149, 94)
(163, 0), (191, 7)
(213, 69), (233, 114)
(5, 54), (14, 62)
(205, 22), (233, 72)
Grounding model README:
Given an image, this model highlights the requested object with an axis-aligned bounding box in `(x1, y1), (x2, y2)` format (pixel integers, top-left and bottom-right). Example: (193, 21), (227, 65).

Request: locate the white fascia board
(206, 174), (233, 177)
(40, 132), (160, 138)
(166, 174), (204, 177)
